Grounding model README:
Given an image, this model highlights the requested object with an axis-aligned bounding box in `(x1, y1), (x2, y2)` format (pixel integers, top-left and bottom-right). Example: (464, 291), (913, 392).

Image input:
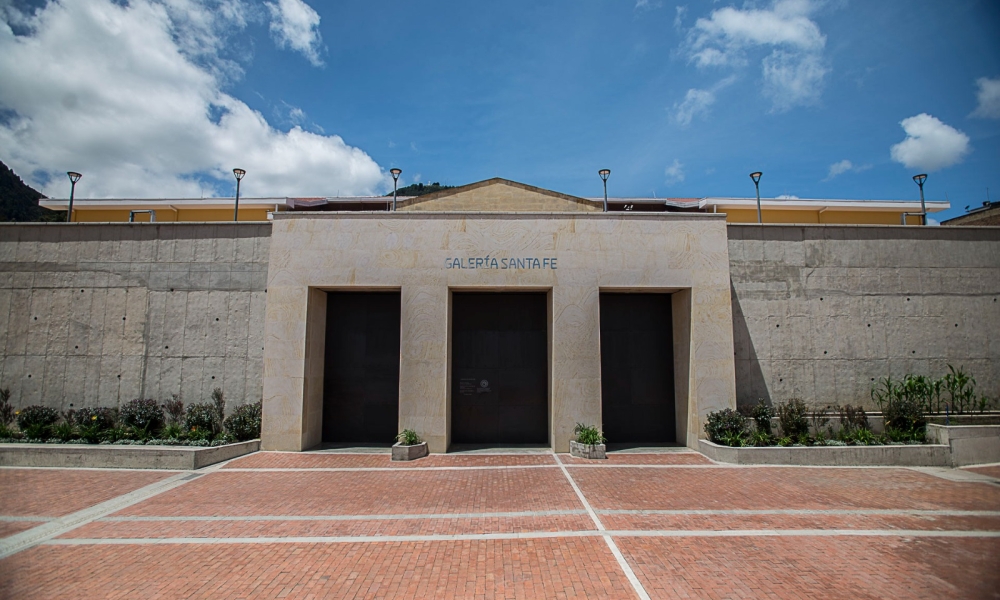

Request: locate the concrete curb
(0, 440), (259, 470)
(698, 439), (951, 467)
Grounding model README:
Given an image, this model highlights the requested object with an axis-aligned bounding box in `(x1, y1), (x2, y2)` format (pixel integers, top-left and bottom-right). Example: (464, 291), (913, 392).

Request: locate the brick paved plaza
(1, 451), (999, 599)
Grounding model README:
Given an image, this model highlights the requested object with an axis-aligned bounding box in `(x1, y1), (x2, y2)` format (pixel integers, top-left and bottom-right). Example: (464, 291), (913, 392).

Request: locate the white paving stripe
(41, 529), (1000, 547)
(220, 465), (562, 472)
(553, 453), (652, 600)
(89, 508), (1000, 522)
(101, 510), (589, 522)
(0, 516), (58, 522)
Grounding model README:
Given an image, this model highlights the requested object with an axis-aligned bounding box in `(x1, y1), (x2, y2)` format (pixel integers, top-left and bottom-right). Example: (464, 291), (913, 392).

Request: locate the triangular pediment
(396, 178), (602, 212)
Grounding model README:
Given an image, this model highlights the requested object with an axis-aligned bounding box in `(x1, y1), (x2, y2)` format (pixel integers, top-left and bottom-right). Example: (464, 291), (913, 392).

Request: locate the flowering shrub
(72, 407), (117, 430)
(119, 399), (164, 432)
(16, 405), (59, 430)
(224, 401), (261, 441)
(185, 402), (216, 433)
(704, 409), (748, 447)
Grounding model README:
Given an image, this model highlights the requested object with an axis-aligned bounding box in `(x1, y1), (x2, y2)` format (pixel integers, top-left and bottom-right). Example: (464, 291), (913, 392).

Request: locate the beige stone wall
(262, 212), (736, 452)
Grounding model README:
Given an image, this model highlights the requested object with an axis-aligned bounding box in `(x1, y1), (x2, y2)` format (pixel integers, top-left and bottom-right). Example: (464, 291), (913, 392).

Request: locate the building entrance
(451, 292), (548, 445)
(599, 293), (676, 443)
(322, 292), (401, 443)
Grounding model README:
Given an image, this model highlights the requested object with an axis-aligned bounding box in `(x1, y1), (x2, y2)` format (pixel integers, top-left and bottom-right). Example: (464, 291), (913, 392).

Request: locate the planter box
(570, 440), (607, 460)
(927, 424), (1000, 467)
(392, 441), (428, 461)
(0, 440), (259, 470)
(698, 439), (950, 467)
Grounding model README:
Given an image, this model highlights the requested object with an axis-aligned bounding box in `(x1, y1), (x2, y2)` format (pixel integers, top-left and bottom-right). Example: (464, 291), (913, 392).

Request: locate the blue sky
(1, 0), (998, 221)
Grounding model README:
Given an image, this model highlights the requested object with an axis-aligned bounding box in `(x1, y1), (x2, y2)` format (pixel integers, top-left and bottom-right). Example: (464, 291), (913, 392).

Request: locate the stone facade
(261, 211), (737, 453)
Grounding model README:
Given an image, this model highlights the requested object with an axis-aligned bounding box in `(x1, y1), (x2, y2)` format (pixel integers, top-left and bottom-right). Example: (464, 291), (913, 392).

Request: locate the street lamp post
(66, 172), (82, 223)
(232, 168), (246, 221)
(599, 169), (611, 212)
(390, 168), (402, 211)
(913, 173), (928, 225)
(750, 172), (763, 224)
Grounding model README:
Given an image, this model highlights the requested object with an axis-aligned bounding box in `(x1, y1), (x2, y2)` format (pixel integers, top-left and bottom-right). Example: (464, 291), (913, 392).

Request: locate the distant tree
(386, 182), (455, 197)
(0, 160), (63, 222)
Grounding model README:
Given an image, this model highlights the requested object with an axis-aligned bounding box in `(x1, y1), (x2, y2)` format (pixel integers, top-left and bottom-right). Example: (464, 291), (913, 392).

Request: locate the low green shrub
(574, 423), (606, 445)
(749, 400), (774, 436)
(72, 407), (117, 430)
(185, 403), (217, 433)
(224, 402), (261, 441)
(162, 395), (185, 425)
(0, 388), (14, 426)
(396, 429), (421, 445)
(120, 399), (164, 434)
(704, 409), (748, 447)
(776, 399), (809, 439)
(52, 419), (77, 442)
(16, 405), (59, 439)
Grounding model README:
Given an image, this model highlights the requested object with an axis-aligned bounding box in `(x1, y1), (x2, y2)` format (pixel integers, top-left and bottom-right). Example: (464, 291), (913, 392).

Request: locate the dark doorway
(599, 293), (675, 443)
(322, 292), (401, 444)
(451, 293), (548, 445)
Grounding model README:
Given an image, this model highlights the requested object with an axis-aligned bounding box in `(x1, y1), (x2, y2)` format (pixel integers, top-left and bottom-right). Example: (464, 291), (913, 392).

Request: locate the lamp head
(390, 168), (402, 182)
(67, 171), (82, 184)
(912, 173), (927, 186)
(233, 168), (246, 181)
(598, 169), (611, 182)
(749, 171), (762, 185)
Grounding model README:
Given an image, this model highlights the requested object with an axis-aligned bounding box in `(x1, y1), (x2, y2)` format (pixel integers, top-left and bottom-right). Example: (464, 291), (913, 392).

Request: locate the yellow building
(38, 178), (949, 225)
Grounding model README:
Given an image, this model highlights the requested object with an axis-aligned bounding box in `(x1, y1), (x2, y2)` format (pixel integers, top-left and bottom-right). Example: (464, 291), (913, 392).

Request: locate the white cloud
(664, 159), (685, 185)
(890, 114), (971, 172)
(672, 75), (735, 126)
(682, 0), (828, 111)
(0, 0), (383, 199)
(822, 159), (871, 182)
(635, 0), (663, 11)
(971, 76), (1000, 119)
(266, 0), (324, 66)
(674, 5), (687, 28)
(775, 194), (799, 199)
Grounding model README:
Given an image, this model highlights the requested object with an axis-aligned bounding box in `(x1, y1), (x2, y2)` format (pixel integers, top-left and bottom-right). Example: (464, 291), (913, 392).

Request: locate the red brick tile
(617, 536), (1000, 600)
(224, 452), (558, 469)
(559, 453), (712, 465)
(62, 514), (596, 539)
(115, 469), (583, 517)
(0, 469), (173, 517)
(0, 539), (638, 599)
(571, 466), (1000, 511)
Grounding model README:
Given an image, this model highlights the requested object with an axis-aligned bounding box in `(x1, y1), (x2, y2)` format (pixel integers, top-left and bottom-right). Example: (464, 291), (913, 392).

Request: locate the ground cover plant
(395, 429), (421, 445)
(0, 386), (262, 446)
(573, 423), (606, 445)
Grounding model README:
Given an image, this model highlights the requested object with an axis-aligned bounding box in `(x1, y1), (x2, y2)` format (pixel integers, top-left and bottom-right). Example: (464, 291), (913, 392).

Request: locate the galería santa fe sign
(444, 256), (558, 270)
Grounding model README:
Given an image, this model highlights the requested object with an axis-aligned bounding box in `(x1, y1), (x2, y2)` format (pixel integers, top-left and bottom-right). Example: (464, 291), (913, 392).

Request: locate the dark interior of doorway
(451, 292), (548, 445)
(599, 293), (676, 444)
(322, 292), (401, 444)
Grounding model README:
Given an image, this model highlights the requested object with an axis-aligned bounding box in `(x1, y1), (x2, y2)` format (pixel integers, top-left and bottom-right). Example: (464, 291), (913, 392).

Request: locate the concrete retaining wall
(729, 225), (1000, 409)
(0, 223), (270, 412)
(698, 439), (951, 466)
(0, 440), (259, 469)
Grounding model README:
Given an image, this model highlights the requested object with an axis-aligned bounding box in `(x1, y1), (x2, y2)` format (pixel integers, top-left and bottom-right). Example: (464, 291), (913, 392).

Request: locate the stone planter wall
(698, 439), (950, 467)
(391, 442), (428, 461)
(569, 440), (607, 460)
(0, 440), (259, 470)
(927, 424), (1000, 467)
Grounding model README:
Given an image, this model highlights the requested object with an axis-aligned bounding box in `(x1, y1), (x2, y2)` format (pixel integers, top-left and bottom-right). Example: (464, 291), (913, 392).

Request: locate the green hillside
(0, 161), (61, 222)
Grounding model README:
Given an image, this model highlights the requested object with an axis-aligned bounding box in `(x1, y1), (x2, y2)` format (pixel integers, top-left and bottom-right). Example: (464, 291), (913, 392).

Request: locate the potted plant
(570, 423), (607, 459)
(392, 429), (428, 461)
